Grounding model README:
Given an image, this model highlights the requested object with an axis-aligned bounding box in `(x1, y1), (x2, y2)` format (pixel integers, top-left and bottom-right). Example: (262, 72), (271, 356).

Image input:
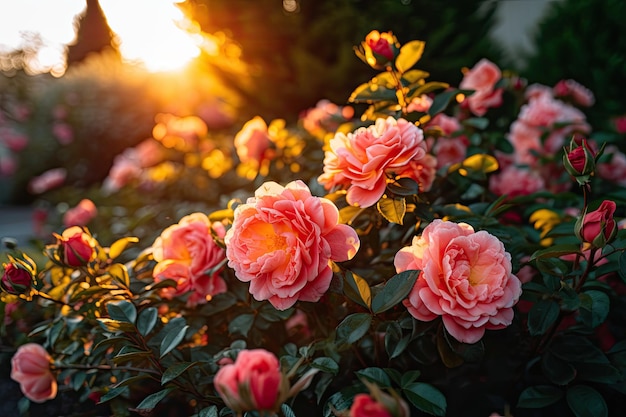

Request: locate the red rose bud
(563, 137), (598, 185)
(576, 200), (617, 248)
(1, 262), (33, 295)
(360, 30), (399, 69)
(55, 226), (97, 267)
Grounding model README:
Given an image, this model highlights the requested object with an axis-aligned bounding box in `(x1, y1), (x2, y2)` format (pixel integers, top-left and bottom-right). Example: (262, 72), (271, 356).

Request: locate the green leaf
(542, 352), (577, 385)
(311, 357), (339, 375)
(335, 313), (372, 345)
(527, 299), (560, 336)
(99, 385), (130, 403)
(517, 385), (563, 408)
(342, 271), (372, 309)
(112, 349), (153, 364)
(107, 300), (137, 324)
(162, 362), (197, 385)
(402, 382), (447, 416)
(112, 374), (151, 388)
(228, 313), (255, 337)
(566, 385), (608, 417)
(355, 367), (392, 387)
(281, 404), (297, 417)
(408, 81), (450, 100)
(159, 318), (188, 358)
(377, 196), (406, 225)
(135, 387), (176, 412)
(137, 307), (158, 336)
(108, 236), (139, 260)
(619, 251), (626, 282)
(384, 321), (411, 359)
(395, 40), (425, 73)
(549, 335), (610, 363)
(348, 82), (397, 104)
(428, 89), (458, 116)
(400, 370), (421, 388)
(530, 244), (581, 261)
(198, 405), (218, 417)
(462, 117), (489, 130)
(107, 263), (131, 288)
(386, 177), (419, 196)
(371, 270), (418, 314)
(579, 290), (610, 328)
(574, 362), (622, 384)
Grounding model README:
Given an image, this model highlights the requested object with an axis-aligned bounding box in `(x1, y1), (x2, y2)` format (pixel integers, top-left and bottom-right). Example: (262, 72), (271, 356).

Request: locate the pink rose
(406, 95), (433, 113)
(363, 30), (398, 65)
(11, 343), (57, 403)
(225, 180), (360, 310)
(152, 213), (227, 306)
(28, 168), (67, 195)
(0, 154), (18, 176)
(52, 122), (74, 145)
(234, 116), (272, 166)
(488, 165), (545, 198)
(395, 220), (522, 344)
(318, 117), (430, 208)
(459, 59), (503, 116)
(214, 349), (284, 412)
(300, 99), (354, 138)
(54, 226), (97, 267)
(597, 145), (626, 186)
(350, 394), (393, 417)
(614, 115), (626, 134)
(553, 79), (595, 107)
(578, 200), (617, 247)
(63, 199), (98, 227)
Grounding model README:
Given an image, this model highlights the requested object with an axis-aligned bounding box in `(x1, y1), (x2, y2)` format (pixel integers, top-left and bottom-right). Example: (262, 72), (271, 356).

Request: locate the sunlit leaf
(371, 270), (418, 314)
(97, 318), (135, 333)
(107, 263), (130, 288)
(349, 82), (397, 104)
(377, 196), (406, 225)
(343, 271), (372, 310)
(408, 81), (449, 100)
(403, 382), (447, 416)
(395, 40), (425, 73)
(401, 69), (430, 85)
(457, 154), (499, 177)
(108, 237), (139, 260)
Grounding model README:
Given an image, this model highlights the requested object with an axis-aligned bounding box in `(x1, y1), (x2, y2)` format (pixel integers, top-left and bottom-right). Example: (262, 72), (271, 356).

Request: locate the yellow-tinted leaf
(109, 237), (139, 260)
(395, 40), (425, 73)
(377, 196), (406, 225)
(458, 154), (499, 176)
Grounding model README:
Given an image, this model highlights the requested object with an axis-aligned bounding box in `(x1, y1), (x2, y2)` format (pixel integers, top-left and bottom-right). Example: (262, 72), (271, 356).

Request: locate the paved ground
(0, 205), (37, 249)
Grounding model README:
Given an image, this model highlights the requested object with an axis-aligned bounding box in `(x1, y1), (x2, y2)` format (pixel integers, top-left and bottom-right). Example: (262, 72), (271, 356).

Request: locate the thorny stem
(387, 66), (408, 115)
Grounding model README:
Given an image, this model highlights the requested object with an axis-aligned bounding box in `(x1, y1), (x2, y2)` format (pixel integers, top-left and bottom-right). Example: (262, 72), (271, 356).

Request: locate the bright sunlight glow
(0, 0), (201, 74)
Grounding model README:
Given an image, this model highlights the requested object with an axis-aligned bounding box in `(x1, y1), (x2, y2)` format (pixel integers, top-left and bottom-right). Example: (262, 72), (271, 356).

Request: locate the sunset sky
(0, 0), (201, 73)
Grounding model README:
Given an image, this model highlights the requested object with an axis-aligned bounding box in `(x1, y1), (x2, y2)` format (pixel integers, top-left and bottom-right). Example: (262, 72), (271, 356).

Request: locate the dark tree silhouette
(66, 0), (120, 66)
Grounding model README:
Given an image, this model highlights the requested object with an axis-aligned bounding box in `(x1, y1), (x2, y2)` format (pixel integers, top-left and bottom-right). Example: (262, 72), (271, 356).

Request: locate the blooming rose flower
(225, 180), (360, 310)
(214, 349), (284, 412)
(553, 79), (595, 107)
(28, 168), (67, 195)
(406, 95), (433, 113)
(1, 262), (32, 295)
(459, 59), (503, 116)
(63, 199), (98, 227)
(234, 116), (272, 166)
(318, 117), (430, 208)
(395, 220), (522, 344)
(300, 99), (354, 139)
(489, 165), (545, 198)
(53, 226), (97, 267)
(11, 343), (57, 403)
(578, 200), (617, 247)
(152, 212), (227, 306)
(597, 145), (626, 186)
(350, 394), (393, 417)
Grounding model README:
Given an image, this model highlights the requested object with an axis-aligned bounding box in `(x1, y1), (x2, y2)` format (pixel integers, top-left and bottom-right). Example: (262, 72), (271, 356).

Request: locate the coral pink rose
(234, 116), (272, 166)
(152, 213), (227, 306)
(214, 349), (284, 412)
(553, 79), (595, 107)
(350, 394), (393, 417)
(578, 200), (617, 247)
(489, 165), (545, 198)
(63, 199), (98, 227)
(318, 117), (430, 208)
(11, 343), (57, 403)
(28, 168), (67, 195)
(459, 59), (503, 116)
(395, 220), (522, 344)
(225, 180), (360, 310)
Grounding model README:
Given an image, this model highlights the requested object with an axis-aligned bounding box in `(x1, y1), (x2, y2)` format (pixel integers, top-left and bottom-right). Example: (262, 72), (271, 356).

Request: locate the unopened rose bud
(51, 226), (97, 267)
(359, 30), (399, 69)
(563, 137), (600, 185)
(1, 262), (33, 295)
(575, 200), (617, 248)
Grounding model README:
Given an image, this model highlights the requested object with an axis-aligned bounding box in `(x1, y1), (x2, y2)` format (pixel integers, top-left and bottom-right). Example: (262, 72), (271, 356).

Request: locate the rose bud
(359, 30), (399, 69)
(576, 200), (618, 248)
(1, 262), (33, 295)
(563, 136), (602, 185)
(53, 226), (97, 267)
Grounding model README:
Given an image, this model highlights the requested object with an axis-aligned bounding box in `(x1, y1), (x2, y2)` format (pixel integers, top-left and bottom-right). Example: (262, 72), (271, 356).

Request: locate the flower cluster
(1, 30), (625, 417)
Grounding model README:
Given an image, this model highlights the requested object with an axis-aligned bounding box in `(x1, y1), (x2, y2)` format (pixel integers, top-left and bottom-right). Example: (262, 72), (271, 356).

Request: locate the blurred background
(1, 0), (624, 207)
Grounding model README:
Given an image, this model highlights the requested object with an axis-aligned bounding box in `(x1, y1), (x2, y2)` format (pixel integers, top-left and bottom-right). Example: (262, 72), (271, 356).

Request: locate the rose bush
(1, 30), (625, 417)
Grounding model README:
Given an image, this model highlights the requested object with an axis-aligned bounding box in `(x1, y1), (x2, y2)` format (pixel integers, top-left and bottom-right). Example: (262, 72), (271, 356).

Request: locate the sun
(100, 0), (201, 72)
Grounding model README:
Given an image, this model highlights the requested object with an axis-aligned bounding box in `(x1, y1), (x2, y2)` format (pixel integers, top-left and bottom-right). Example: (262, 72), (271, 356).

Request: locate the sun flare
(100, 0), (200, 72)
